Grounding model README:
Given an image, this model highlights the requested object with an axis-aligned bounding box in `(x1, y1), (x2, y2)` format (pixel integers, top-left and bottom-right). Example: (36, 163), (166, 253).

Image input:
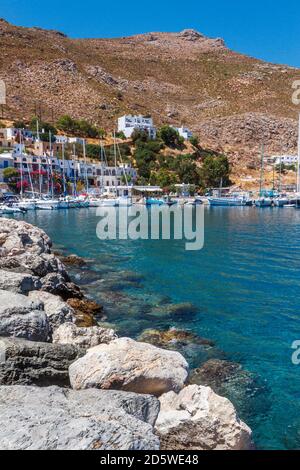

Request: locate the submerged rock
(59, 254), (87, 267)
(189, 358), (270, 418)
(53, 322), (117, 347)
(0, 385), (160, 450)
(148, 302), (198, 320)
(0, 337), (83, 386)
(0, 289), (49, 342)
(139, 327), (214, 349)
(156, 384), (253, 450)
(69, 337), (189, 396)
(67, 297), (104, 327)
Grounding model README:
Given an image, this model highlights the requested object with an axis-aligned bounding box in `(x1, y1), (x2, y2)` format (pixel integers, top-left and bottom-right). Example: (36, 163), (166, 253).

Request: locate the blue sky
(2, 0), (299, 67)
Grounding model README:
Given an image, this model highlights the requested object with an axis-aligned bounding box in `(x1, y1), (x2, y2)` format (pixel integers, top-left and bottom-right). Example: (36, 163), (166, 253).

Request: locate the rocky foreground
(0, 218), (253, 450)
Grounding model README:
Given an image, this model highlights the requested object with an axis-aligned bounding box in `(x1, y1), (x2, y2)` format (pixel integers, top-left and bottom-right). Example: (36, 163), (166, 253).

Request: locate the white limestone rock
(0, 385), (160, 450)
(53, 322), (117, 347)
(155, 384), (253, 450)
(69, 337), (189, 396)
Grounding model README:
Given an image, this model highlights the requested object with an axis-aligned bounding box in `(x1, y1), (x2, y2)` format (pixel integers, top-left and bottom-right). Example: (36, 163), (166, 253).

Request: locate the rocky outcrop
(155, 385), (253, 450)
(0, 337), (83, 386)
(0, 290), (49, 342)
(0, 270), (40, 294)
(0, 219), (83, 300)
(53, 322), (117, 347)
(69, 337), (189, 396)
(40, 273), (83, 300)
(29, 291), (76, 333)
(0, 385), (160, 450)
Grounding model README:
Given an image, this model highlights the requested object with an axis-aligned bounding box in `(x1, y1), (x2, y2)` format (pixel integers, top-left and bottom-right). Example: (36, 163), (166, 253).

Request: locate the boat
(15, 200), (36, 211)
(35, 198), (60, 210)
(145, 197), (165, 206)
(117, 196), (132, 207)
(208, 195), (251, 206)
(283, 204), (296, 208)
(0, 204), (24, 214)
(255, 197), (272, 207)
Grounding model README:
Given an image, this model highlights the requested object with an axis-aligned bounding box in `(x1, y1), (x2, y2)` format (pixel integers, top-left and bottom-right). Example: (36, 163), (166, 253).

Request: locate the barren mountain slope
(0, 18), (299, 165)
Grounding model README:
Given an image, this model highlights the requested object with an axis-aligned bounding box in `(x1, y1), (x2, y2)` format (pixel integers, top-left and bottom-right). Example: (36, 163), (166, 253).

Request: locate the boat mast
(278, 156), (282, 193)
(297, 113), (300, 193)
(49, 131), (54, 197)
(62, 142), (66, 195)
(113, 130), (117, 197)
(259, 144), (264, 197)
(73, 143), (77, 197)
(83, 139), (89, 194)
(19, 131), (23, 199)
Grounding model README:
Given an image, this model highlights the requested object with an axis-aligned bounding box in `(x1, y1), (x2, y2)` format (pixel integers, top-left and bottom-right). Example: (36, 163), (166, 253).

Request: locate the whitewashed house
(117, 115), (157, 139)
(172, 126), (193, 140)
(273, 155), (298, 165)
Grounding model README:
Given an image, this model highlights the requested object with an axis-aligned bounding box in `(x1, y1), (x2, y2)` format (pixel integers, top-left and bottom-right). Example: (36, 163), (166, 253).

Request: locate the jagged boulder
(69, 337), (189, 396)
(0, 289), (49, 342)
(28, 291), (76, 333)
(0, 385), (160, 450)
(53, 322), (117, 347)
(40, 272), (83, 300)
(0, 270), (40, 294)
(155, 384), (253, 450)
(0, 337), (84, 386)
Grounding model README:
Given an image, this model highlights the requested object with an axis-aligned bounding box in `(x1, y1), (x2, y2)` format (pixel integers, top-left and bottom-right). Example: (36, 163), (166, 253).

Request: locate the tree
(13, 120), (27, 129)
(3, 167), (20, 193)
(189, 135), (199, 147)
(56, 115), (77, 133)
(115, 131), (126, 140)
(30, 117), (56, 135)
(200, 155), (231, 188)
(131, 129), (149, 144)
(177, 157), (200, 185)
(158, 126), (183, 148)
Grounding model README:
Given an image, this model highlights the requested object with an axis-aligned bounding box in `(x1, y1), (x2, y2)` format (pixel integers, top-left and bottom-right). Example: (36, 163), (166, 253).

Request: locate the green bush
(158, 126), (183, 148)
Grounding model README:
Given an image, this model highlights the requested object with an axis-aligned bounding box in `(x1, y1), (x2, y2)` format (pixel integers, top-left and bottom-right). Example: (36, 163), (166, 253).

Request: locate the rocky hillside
(0, 18), (299, 164)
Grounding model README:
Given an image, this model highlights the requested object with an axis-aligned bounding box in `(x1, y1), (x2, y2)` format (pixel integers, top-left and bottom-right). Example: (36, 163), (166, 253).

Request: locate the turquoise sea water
(10, 207), (300, 450)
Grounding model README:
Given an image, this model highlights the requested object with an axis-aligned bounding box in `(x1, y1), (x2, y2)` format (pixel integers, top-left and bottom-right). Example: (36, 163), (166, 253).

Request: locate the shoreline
(0, 217), (253, 450)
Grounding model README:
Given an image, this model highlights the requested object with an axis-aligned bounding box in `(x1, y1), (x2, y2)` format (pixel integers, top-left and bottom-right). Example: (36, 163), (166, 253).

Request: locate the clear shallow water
(9, 207), (300, 450)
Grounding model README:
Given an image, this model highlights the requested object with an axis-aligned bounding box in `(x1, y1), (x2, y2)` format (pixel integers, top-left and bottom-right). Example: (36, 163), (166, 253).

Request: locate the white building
(117, 115), (157, 139)
(0, 128), (33, 148)
(273, 155), (298, 165)
(11, 143), (137, 191)
(0, 152), (14, 182)
(54, 135), (69, 144)
(172, 126), (193, 140)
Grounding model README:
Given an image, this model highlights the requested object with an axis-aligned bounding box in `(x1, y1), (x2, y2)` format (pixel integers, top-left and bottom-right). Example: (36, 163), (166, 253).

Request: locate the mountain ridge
(0, 18), (299, 167)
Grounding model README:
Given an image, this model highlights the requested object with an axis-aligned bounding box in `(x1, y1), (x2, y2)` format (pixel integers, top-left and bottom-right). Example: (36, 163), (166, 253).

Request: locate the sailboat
(88, 136), (118, 207)
(255, 145), (272, 207)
